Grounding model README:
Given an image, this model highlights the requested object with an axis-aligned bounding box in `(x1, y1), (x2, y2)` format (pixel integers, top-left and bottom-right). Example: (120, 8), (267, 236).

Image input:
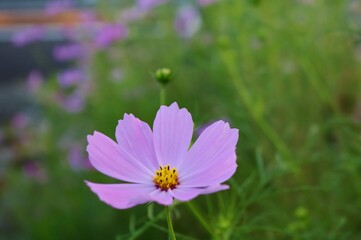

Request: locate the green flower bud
(155, 68), (172, 85)
(295, 207), (309, 219)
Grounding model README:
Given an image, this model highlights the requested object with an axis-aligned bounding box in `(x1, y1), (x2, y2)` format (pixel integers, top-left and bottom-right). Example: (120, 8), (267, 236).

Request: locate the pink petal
(170, 185), (229, 202)
(178, 121), (238, 187)
(85, 181), (155, 209)
(200, 184), (229, 194)
(149, 189), (174, 206)
(116, 114), (159, 171)
(153, 102), (193, 167)
(87, 131), (153, 183)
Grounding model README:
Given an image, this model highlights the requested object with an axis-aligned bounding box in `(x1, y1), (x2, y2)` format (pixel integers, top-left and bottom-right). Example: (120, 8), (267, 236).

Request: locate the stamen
(153, 164), (179, 191)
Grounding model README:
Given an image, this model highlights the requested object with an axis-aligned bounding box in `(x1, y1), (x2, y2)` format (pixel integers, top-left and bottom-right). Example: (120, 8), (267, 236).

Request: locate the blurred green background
(1, 0), (361, 239)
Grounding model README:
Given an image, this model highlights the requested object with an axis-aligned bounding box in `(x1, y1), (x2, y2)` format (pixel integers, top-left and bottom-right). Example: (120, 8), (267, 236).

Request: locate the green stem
(160, 86), (166, 105)
(159, 76), (174, 239)
(165, 206), (176, 240)
(186, 202), (216, 238)
(219, 46), (293, 169)
(128, 210), (164, 240)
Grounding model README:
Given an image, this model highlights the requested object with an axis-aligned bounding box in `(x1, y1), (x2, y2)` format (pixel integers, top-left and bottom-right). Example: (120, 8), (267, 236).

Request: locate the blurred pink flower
(68, 145), (93, 171)
(86, 103), (239, 209)
(12, 26), (45, 47)
(26, 70), (44, 93)
(58, 68), (87, 87)
(10, 113), (33, 146)
(23, 161), (47, 183)
(58, 91), (86, 113)
(61, 12), (99, 42)
(45, 0), (73, 16)
(53, 43), (86, 61)
(174, 5), (201, 38)
(136, 0), (168, 11)
(121, 7), (146, 22)
(95, 24), (128, 49)
(197, 0), (217, 6)
(195, 122), (213, 137)
(79, 10), (98, 23)
(195, 118), (231, 137)
(11, 113), (30, 129)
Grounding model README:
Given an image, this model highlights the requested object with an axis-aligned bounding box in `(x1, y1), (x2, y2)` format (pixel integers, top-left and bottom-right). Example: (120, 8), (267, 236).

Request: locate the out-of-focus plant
(1, 0), (361, 239)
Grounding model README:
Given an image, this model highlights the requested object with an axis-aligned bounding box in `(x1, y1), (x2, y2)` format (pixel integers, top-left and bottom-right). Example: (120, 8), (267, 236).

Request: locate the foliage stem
(160, 86), (166, 105)
(186, 202), (216, 238)
(165, 206), (177, 240)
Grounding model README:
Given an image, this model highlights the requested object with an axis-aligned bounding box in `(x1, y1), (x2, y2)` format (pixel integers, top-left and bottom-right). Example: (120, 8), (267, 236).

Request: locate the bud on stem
(155, 68), (172, 85)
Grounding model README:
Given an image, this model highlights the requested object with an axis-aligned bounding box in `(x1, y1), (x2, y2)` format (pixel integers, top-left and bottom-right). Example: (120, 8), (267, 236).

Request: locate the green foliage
(1, 0), (361, 239)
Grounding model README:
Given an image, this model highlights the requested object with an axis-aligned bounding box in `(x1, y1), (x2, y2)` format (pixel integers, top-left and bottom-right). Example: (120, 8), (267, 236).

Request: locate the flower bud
(155, 68), (172, 85)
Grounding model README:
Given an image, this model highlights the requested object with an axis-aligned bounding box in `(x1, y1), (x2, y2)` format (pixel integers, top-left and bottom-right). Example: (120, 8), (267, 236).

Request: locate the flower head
(85, 103), (238, 209)
(174, 5), (201, 38)
(57, 68), (87, 87)
(12, 26), (45, 47)
(197, 0), (217, 6)
(68, 144), (93, 171)
(53, 43), (86, 61)
(57, 90), (86, 113)
(94, 24), (128, 49)
(26, 70), (44, 93)
(136, 0), (167, 11)
(45, 0), (73, 16)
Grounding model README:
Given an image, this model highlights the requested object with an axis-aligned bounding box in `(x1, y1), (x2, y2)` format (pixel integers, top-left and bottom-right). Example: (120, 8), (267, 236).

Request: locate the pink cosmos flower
(26, 70), (44, 93)
(174, 5), (201, 38)
(12, 26), (45, 47)
(197, 0), (217, 6)
(11, 113), (30, 129)
(136, 0), (168, 11)
(23, 161), (48, 183)
(53, 43), (86, 61)
(68, 144), (93, 171)
(94, 24), (128, 49)
(45, 0), (73, 16)
(86, 103), (239, 209)
(57, 91), (86, 113)
(121, 7), (146, 23)
(57, 68), (87, 87)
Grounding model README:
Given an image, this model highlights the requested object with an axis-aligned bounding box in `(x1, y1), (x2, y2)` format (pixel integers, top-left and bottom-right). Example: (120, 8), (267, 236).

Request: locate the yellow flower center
(153, 164), (179, 191)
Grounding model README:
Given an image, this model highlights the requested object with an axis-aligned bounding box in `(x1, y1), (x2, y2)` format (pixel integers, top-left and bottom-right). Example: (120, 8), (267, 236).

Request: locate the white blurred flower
(174, 5), (202, 38)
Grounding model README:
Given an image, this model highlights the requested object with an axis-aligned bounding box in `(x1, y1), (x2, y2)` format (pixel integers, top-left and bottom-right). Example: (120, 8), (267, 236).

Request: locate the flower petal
(116, 113), (158, 171)
(153, 102), (193, 167)
(178, 121), (238, 187)
(85, 181), (155, 209)
(87, 131), (153, 183)
(149, 189), (174, 206)
(170, 185), (229, 202)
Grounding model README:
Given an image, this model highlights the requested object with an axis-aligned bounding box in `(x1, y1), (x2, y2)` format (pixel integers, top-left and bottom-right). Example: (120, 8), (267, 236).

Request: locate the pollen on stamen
(153, 164), (179, 191)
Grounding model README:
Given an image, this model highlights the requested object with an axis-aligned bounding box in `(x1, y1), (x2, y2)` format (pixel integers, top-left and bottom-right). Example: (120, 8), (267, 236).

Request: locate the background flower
(1, 1), (361, 239)
(174, 4), (201, 38)
(12, 26), (45, 47)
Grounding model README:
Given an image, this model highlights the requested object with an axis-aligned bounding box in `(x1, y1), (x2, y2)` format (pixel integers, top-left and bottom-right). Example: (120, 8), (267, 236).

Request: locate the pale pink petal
(178, 121), (238, 187)
(87, 131), (153, 183)
(85, 181), (155, 209)
(170, 185), (229, 202)
(153, 102), (193, 167)
(200, 184), (229, 194)
(116, 114), (159, 171)
(180, 155), (237, 187)
(149, 189), (174, 206)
